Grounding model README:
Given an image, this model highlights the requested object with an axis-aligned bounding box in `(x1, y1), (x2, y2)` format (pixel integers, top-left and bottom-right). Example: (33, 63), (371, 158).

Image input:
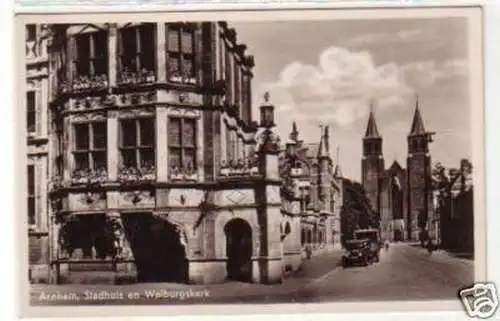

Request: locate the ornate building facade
(26, 24), (51, 283)
(30, 21), (297, 285)
(361, 101), (435, 242)
(280, 122), (342, 264)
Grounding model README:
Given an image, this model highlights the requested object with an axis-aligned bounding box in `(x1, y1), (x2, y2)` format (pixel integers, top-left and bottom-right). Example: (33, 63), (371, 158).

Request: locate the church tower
(407, 97), (435, 241)
(362, 102), (384, 216)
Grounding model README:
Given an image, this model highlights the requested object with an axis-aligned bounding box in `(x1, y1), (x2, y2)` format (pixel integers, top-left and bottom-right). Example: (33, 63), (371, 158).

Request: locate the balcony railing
(219, 156), (259, 178)
(117, 69), (156, 86)
(118, 165), (156, 184)
(59, 74), (109, 94)
(169, 165), (198, 181)
(70, 168), (108, 185)
(168, 71), (197, 86)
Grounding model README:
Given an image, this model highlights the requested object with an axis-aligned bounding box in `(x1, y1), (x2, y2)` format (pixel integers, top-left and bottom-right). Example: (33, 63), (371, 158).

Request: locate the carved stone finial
(264, 92), (270, 103)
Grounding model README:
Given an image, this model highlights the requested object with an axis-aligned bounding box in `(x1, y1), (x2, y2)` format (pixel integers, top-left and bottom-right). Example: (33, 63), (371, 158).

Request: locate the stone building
(279, 122), (342, 263)
(25, 24), (51, 283)
(35, 21), (292, 285)
(361, 100), (435, 242)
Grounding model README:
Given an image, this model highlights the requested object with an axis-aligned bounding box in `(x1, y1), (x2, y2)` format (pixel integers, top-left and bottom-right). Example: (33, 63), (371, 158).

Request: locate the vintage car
(341, 239), (371, 267)
(354, 228), (381, 263)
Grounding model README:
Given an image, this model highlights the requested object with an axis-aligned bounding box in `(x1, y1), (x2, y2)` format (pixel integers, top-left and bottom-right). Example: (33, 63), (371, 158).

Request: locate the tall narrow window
(27, 165), (35, 226)
(73, 122), (107, 172)
(26, 24), (36, 42)
(225, 51), (233, 103)
(120, 118), (155, 169)
(74, 31), (108, 80)
(168, 117), (197, 174)
(167, 23), (196, 84)
(26, 91), (36, 134)
(119, 24), (155, 79)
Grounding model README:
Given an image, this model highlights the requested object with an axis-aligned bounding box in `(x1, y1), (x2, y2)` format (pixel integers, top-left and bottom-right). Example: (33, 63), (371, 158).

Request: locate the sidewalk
(30, 250), (344, 304)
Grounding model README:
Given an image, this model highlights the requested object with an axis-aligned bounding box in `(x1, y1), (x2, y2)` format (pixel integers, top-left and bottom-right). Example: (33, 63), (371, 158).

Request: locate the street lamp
(260, 92), (275, 128)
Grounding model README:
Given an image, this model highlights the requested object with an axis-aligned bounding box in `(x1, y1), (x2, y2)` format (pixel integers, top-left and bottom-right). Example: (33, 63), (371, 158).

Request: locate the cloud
(347, 28), (439, 46)
(260, 46), (412, 129)
(401, 58), (468, 86)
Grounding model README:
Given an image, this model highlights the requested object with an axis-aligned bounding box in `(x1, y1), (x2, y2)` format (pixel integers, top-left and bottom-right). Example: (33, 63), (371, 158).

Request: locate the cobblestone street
(29, 244), (473, 305)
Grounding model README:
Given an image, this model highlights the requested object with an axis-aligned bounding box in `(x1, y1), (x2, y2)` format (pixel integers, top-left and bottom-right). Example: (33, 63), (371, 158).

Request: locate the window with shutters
(26, 91), (36, 134)
(72, 122), (107, 183)
(120, 118), (155, 169)
(118, 24), (156, 84)
(168, 117), (198, 180)
(27, 165), (36, 226)
(167, 23), (197, 85)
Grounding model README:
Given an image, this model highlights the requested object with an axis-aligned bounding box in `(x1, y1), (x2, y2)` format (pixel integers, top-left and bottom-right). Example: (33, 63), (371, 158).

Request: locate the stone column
(196, 116), (204, 182)
(40, 78), (48, 137)
(107, 114), (119, 181)
(253, 131), (282, 284)
(106, 211), (137, 284)
(220, 117), (227, 164)
(63, 117), (73, 180)
(156, 107), (168, 182)
(156, 23), (166, 83)
(108, 24), (117, 87)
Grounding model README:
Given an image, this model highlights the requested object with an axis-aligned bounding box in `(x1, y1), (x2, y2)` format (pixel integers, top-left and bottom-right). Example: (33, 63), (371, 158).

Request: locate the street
(30, 243), (474, 305)
(293, 242), (474, 302)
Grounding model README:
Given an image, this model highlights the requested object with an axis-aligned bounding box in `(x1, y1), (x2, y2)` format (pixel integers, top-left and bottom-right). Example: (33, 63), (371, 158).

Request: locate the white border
(3, 1), (500, 321)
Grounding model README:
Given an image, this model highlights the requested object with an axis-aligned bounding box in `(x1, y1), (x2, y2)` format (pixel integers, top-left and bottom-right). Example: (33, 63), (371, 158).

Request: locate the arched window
(301, 228), (305, 246)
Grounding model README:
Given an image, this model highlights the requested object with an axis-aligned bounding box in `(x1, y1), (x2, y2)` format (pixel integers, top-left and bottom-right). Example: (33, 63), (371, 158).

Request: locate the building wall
(39, 22), (294, 285)
(26, 24), (51, 283)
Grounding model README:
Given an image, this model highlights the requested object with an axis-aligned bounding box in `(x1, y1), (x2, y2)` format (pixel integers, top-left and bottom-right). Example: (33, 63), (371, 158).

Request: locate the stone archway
(121, 213), (188, 283)
(224, 218), (252, 282)
(394, 229), (403, 242)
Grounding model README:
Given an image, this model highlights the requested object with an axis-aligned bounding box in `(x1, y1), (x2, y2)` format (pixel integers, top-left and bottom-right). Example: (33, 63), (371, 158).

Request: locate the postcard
(16, 5), (489, 319)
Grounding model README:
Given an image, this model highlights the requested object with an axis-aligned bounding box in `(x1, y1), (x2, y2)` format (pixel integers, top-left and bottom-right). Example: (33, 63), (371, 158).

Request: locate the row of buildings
(25, 22), (342, 285)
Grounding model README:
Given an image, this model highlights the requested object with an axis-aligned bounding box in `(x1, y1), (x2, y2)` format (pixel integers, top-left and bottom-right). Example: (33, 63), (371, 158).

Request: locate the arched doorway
(394, 229), (403, 242)
(224, 218), (252, 282)
(121, 213), (188, 283)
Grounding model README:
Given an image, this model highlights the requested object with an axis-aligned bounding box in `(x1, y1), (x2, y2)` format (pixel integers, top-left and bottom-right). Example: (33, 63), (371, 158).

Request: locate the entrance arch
(394, 229), (403, 242)
(122, 213), (188, 283)
(224, 218), (252, 282)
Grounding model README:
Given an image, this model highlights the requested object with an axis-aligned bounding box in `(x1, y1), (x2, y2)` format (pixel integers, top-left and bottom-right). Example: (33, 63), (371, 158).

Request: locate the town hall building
(27, 21), (297, 285)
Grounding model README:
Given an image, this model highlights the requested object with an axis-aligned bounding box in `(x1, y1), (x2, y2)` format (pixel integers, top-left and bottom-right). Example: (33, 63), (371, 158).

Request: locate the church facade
(361, 101), (435, 242)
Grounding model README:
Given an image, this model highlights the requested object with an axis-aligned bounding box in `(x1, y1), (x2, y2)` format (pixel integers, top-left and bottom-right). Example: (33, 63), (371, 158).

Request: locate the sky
(231, 17), (471, 182)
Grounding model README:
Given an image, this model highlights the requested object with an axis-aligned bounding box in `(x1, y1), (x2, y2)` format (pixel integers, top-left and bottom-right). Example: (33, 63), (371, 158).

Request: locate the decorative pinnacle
(264, 92), (270, 103)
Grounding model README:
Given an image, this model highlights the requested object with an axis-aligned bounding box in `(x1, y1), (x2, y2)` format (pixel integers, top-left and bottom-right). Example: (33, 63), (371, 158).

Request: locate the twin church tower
(361, 99), (435, 242)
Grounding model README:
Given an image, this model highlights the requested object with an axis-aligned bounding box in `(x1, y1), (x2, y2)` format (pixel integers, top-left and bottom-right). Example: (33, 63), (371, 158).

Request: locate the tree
(340, 178), (380, 244)
(431, 158), (473, 249)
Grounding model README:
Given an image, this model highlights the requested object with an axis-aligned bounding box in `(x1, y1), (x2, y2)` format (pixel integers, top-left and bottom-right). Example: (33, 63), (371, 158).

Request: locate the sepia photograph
(17, 5), (486, 318)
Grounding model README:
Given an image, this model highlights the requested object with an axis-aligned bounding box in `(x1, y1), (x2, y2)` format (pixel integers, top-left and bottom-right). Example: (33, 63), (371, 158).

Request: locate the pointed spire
(289, 121), (299, 142)
(318, 124), (328, 158)
(364, 100), (380, 138)
(334, 146), (343, 178)
(409, 94), (426, 135)
(324, 125), (330, 153)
